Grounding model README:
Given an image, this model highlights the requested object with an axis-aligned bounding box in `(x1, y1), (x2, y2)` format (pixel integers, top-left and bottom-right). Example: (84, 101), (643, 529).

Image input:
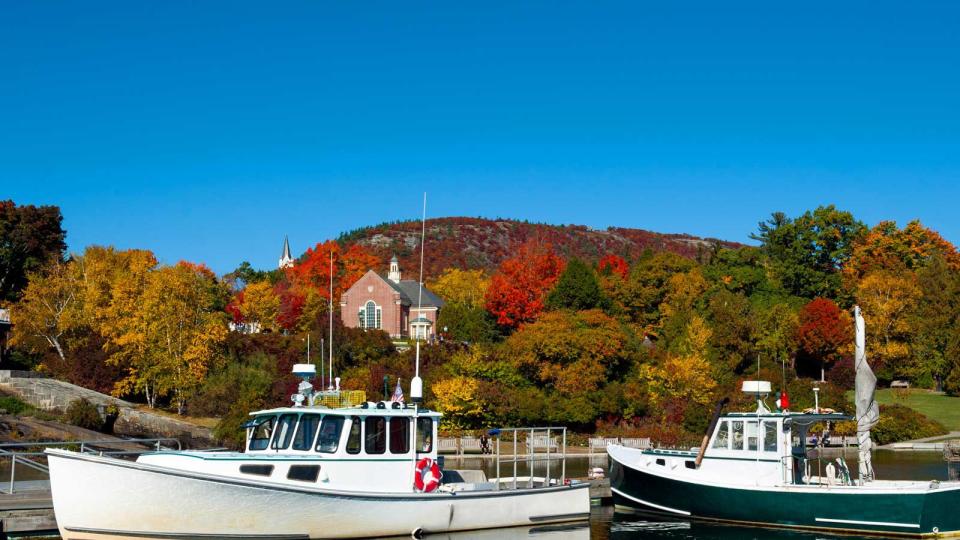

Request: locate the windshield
(248, 416), (276, 451)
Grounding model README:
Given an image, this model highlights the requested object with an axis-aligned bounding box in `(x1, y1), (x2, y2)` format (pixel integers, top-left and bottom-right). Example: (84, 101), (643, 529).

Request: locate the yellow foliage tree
(112, 263), (228, 413)
(10, 258), (83, 363)
(857, 269), (921, 374)
(431, 376), (486, 429)
(637, 315), (717, 413)
(240, 281), (280, 332)
(659, 268), (708, 321)
(428, 268), (490, 308)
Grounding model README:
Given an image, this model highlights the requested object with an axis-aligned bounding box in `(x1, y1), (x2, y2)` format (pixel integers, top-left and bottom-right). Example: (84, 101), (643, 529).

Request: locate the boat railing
(489, 426), (567, 491)
(0, 437), (183, 495)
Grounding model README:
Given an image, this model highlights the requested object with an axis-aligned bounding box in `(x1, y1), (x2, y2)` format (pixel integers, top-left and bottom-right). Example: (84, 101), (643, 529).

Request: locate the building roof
(386, 278), (445, 308)
(281, 236), (292, 261)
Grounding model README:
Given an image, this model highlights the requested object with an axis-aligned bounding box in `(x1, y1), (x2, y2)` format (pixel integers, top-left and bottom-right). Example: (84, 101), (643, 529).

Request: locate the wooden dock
(0, 483), (56, 537)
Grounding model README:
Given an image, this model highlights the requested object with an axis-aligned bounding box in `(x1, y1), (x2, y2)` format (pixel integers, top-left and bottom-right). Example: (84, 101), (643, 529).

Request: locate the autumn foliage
(484, 242), (565, 328)
(797, 298), (851, 375)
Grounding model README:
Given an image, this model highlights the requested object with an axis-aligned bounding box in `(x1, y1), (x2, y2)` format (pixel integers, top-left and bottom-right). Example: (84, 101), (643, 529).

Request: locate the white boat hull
(48, 449), (590, 539)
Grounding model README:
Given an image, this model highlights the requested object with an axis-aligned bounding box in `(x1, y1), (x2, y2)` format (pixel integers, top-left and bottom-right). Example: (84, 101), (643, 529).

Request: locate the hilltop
(336, 217), (744, 276)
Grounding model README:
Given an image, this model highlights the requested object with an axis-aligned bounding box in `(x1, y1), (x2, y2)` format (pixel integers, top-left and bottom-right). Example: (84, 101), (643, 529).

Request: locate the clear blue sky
(3, 1), (959, 274)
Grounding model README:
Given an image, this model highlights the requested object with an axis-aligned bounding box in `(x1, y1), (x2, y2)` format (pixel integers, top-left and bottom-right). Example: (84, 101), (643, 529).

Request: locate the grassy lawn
(869, 389), (960, 432)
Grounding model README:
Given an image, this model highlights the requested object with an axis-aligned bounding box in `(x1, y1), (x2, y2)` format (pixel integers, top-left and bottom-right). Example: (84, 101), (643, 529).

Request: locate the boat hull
(610, 454), (960, 537)
(48, 450), (590, 539)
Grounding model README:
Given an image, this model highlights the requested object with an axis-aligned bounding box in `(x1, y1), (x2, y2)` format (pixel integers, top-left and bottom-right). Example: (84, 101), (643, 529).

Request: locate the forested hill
(336, 217), (744, 276)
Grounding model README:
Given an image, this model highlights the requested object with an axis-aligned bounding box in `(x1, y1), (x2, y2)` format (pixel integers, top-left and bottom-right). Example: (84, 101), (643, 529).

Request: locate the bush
(64, 398), (104, 431)
(945, 364), (960, 397)
(871, 404), (947, 445)
(0, 395), (33, 415)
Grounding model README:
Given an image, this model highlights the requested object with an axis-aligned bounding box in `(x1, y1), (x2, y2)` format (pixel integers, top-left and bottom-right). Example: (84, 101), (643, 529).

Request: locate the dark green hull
(610, 458), (960, 537)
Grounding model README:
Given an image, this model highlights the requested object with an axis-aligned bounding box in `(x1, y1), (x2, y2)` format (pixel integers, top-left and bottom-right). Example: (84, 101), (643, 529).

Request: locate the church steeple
(388, 255), (401, 283)
(279, 236), (294, 269)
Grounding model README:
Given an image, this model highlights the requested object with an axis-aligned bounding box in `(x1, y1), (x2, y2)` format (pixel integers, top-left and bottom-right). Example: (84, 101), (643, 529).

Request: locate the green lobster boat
(609, 307), (960, 538)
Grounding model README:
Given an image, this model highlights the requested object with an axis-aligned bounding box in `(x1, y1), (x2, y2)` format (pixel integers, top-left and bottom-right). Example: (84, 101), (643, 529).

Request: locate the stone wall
(0, 370), (215, 447)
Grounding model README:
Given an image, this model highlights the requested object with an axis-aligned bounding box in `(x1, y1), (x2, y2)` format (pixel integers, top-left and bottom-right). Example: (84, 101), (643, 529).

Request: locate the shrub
(64, 398), (104, 431)
(945, 364), (960, 397)
(0, 395), (32, 415)
(871, 404), (947, 445)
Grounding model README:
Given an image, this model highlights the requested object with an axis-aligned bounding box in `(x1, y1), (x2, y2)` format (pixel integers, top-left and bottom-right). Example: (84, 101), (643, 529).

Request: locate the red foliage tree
(485, 242), (565, 328)
(286, 241), (380, 302)
(275, 281), (305, 331)
(225, 291), (244, 324)
(598, 254), (629, 279)
(797, 298), (851, 380)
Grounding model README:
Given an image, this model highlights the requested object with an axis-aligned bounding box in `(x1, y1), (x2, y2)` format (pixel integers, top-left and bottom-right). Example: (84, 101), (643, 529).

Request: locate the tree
(0, 200), (67, 302)
(845, 220), (960, 281)
(504, 309), (637, 395)
(617, 251), (695, 330)
(485, 242), (565, 328)
(545, 258), (607, 311)
(436, 302), (499, 343)
(112, 262), (229, 413)
(753, 206), (865, 300)
(856, 270), (921, 379)
(428, 268), (489, 308)
(10, 258), (82, 362)
(239, 281), (281, 332)
(752, 303), (800, 367)
(637, 315), (717, 419)
(797, 298), (850, 381)
(909, 255), (960, 389)
(598, 254), (629, 279)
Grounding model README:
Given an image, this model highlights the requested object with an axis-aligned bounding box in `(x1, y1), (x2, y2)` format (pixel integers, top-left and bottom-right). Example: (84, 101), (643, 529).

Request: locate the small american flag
(391, 378), (404, 403)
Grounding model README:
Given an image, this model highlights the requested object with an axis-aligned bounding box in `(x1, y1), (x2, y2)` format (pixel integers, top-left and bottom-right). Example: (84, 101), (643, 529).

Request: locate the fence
(0, 438), (182, 494)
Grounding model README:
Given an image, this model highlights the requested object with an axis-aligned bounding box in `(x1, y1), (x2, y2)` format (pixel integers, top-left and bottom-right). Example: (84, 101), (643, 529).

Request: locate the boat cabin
(627, 382), (854, 488)
(138, 403), (442, 493)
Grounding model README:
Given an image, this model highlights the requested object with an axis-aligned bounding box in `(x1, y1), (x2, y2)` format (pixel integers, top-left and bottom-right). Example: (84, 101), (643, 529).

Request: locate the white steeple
(388, 255), (401, 283)
(279, 236), (294, 269)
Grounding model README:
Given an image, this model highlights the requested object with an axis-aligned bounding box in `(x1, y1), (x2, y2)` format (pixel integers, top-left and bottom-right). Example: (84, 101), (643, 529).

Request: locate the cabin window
(271, 414), (299, 450)
(416, 418), (433, 452)
(346, 416), (362, 455)
(655, 458), (665, 466)
(731, 421), (744, 451)
(316, 416), (345, 453)
(712, 421), (730, 449)
(745, 421), (759, 452)
(389, 418), (410, 454)
(292, 414), (321, 451)
(365, 416), (387, 454)
(249, 416), (276, 451)
(763, 421), (778, 452)
(287, 465), (321, 482)
(239, 464), (274, 476)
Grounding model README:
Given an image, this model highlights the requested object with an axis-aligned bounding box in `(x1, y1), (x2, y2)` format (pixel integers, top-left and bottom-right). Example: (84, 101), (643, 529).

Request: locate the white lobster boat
(47, 365), (590, 540)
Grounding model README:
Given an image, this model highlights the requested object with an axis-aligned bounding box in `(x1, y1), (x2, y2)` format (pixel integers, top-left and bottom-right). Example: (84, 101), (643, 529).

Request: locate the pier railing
(0, 438), (182, 494)
(489, 426), (567, 491)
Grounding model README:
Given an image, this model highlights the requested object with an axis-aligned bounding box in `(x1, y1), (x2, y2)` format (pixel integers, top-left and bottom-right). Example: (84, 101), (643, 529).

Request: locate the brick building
(340, 256), (444, 339)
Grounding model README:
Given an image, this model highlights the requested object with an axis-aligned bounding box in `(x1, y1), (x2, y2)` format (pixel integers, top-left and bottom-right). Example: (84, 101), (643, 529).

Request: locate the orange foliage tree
(845, 220), (960, 280)
(797, 298), (851, 380)
(484, 242), (565, 328)
(598, 254), (629, 279)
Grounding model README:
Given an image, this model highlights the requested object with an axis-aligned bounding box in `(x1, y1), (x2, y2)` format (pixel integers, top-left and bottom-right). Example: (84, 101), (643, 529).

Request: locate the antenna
(329, 249), (334, 391)
(410, 193), (427, 403)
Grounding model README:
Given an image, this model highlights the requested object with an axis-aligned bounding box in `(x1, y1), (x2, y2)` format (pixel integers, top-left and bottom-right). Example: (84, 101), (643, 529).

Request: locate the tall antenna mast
(329, 249), (334, 391)
(411, 193), (427, 403)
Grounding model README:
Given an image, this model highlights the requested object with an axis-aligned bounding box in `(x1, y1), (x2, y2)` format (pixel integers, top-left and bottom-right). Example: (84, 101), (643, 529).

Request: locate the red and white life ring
(413, 457), (442, 493)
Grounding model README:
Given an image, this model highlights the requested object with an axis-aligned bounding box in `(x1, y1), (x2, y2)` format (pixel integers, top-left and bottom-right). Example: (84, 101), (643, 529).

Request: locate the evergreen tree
(546, 258), (607, 311)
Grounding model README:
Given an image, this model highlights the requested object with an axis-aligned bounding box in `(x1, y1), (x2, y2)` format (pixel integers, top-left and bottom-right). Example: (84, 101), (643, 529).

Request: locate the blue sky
(3, 1), (959, 273)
